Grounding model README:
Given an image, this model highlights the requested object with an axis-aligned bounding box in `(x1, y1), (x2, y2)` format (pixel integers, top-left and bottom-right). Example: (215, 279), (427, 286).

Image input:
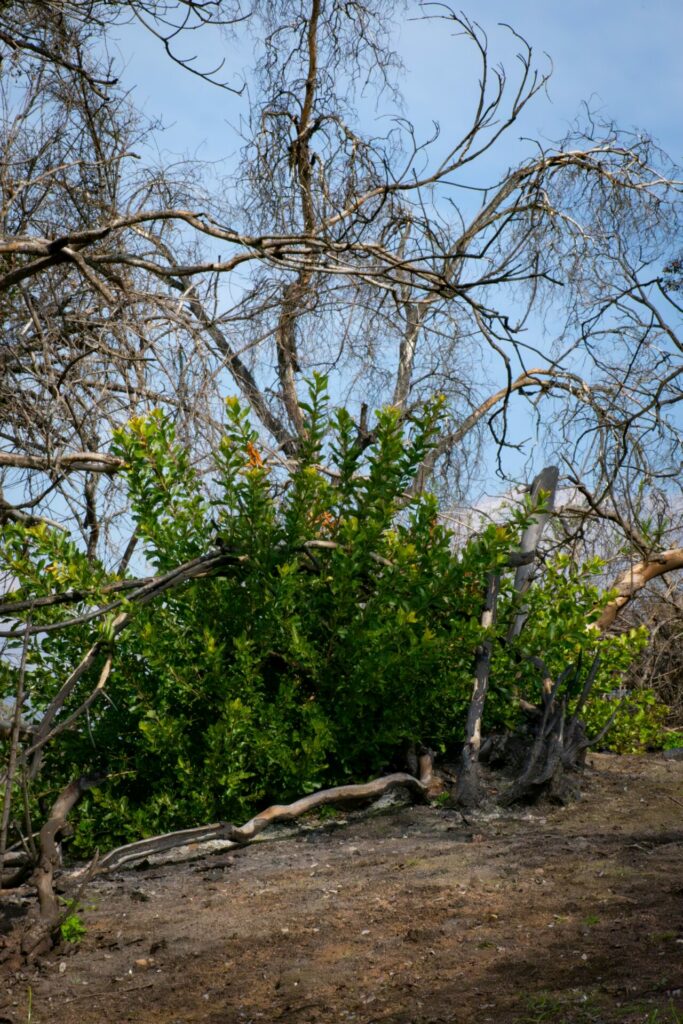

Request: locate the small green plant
(313, 804), (340, 821)
(59, 909), (87, 944)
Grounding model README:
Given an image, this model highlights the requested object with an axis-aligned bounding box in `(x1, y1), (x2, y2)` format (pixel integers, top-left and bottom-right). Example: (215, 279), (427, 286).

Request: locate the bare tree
(0, 1), (249, 89)
(0, 3), (242, 552)
(1, 2), (682, 559)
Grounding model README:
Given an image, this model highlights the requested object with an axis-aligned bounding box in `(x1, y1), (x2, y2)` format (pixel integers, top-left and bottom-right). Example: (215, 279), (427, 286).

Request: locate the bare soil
(2, 753), (682, 1024)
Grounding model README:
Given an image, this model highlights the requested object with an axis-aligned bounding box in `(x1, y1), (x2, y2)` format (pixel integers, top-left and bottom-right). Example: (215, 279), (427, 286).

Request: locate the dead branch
(95, 767), (433, 874)
(0, 451), (124, 475)
(508, 466), (560, 640)
(597, 549), (683, 630)
(34, 775), (103, 924)
(0, 576), (156, 616)
(453, 467), (559, 808)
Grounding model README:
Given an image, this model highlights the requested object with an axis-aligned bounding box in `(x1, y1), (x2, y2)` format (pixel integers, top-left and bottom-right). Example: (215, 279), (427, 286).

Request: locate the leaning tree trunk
(453, 572), (500, 808)
(453, 466), (559, 809)
(597, 548), (683, 630)
(507, 465), (560, 641)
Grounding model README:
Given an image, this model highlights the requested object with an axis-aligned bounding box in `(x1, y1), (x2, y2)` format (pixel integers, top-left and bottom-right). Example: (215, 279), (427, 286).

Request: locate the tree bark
(453, 466), (559, 809)
(454, 572), (500, 808)
(508, 465), (559, 640)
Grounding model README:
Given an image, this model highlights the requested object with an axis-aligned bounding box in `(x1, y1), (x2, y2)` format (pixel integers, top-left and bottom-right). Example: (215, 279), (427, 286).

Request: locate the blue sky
(401, 2), (683, 157)
(112, 1), (683, 170)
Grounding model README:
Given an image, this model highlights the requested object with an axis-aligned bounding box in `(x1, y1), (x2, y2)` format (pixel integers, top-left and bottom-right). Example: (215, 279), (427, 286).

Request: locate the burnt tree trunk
(508, 465), (560, 641)
(454, 572), (499, 807)
(0, 775), (102, 966)
(453, 466), (559, 809)
(499, 655), (601, 806)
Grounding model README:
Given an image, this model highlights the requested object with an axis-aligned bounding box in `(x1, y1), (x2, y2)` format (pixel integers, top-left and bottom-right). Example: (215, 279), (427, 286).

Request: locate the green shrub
(580, 688), (669, 753)
(0, 378), (668, 853)
(662, 730), (683, 750)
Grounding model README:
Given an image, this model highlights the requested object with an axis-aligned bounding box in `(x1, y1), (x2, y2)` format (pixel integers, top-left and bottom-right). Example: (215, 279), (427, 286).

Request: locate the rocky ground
(1, 752), (682, 1024)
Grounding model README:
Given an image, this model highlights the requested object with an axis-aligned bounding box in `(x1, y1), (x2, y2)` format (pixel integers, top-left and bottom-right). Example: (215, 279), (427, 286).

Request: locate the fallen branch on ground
(96, 766), (434, 874)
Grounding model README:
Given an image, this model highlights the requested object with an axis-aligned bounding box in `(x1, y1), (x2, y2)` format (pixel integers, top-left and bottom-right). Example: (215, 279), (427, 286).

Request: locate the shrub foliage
(0, 379), (659, 853)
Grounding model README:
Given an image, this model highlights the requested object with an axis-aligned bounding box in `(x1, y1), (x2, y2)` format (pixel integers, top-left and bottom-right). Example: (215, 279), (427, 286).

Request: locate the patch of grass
(643, 1007), (683, 1024)
(519, 993), (683, 1024)
(520, 993), (564, 1022)
(519, 992), (599, 1023)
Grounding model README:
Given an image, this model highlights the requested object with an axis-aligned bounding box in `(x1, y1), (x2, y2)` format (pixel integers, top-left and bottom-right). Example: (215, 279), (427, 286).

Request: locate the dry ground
(1, 753), (682, 1024)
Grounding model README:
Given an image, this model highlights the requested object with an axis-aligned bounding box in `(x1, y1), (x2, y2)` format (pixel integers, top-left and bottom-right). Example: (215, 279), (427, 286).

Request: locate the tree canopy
(1, 0), (681, 547)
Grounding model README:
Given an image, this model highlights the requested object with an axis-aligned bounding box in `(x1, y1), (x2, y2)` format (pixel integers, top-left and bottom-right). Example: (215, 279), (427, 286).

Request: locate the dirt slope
(2, 753), (682, 1024)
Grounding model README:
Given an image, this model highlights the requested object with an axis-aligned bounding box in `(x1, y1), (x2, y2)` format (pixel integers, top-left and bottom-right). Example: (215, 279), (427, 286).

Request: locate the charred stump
(499, 655), (600, 806)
